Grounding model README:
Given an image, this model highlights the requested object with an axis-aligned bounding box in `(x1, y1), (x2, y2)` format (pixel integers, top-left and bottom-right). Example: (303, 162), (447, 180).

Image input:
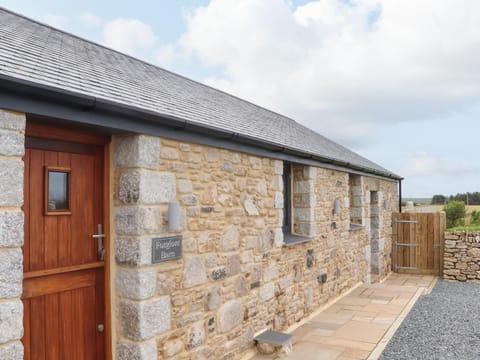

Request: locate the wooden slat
(427, 213), (434, 269)
(399, 213), (405, 269)
(26, 120), (110, 145)
(26, 137), (96, 155)
(426, 214), (433, 272)
(71, 153), (96, 265)
(415, 214), (423, 271)
(44, 151), (59, 269)
(96, 267), (107, 359)
(411, 213), (417, 269)
(24, 262), (104, 279)
(72, 287), (86, 359)
(433, 213), (439, 274)
(83, 286), (97, 360)
(395, 213), (401, 269)
(45, 293), (60, 359)
(30, 297), (46, 360)
(58, 152), (72, 267)
(59, 290), (73, 359)
(29, 149), (45, 271)
(407, 213), (412, 268)
(23, 298), (31, 360)
(94, 146), (105, 258)
(392, 213), (398, 271)
(23, 270), (96, 299)
(403, 214), (409, 268)
(421, 214), (428, 272)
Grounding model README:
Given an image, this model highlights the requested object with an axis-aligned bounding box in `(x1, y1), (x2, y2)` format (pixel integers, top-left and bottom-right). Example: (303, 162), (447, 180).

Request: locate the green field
(448, 225), (480, 231)
(414, 204), (480, 212)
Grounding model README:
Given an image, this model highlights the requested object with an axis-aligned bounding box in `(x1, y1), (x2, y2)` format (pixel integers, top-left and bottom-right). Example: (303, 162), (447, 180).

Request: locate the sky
(1, 0), (479, 198)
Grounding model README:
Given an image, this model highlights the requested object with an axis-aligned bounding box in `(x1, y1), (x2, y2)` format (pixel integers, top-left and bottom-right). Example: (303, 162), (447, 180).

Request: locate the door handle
(92, 224), (105, 260)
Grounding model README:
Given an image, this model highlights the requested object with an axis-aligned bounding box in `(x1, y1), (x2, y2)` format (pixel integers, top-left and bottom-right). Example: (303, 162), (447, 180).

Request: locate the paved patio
(251, 273), (436, 360)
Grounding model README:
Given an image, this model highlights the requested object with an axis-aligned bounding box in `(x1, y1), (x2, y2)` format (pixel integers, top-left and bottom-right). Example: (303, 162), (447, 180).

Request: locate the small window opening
(45, 167), (71, 215)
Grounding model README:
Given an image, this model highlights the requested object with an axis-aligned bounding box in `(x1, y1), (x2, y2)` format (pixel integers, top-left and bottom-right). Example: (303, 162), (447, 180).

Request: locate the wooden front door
(22, 122), (108, 360)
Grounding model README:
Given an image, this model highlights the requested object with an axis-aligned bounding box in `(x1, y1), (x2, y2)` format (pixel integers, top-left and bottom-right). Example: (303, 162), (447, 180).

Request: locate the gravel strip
(380, 280), (480, 360)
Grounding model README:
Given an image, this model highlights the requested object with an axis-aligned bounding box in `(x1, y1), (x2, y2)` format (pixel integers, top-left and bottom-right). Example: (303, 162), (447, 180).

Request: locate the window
(282, 162), (292, 234)
(349, 174), (364, 230)
(45, 167), (71, 215)
(282, 162), (315, 246)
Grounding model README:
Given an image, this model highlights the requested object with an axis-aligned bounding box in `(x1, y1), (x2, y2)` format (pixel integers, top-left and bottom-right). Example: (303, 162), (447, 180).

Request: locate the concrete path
(250, 274), (436, 360)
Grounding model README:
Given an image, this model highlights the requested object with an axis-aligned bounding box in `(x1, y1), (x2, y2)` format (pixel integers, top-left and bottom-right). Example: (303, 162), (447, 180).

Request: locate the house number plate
(152, 236), (183, 263)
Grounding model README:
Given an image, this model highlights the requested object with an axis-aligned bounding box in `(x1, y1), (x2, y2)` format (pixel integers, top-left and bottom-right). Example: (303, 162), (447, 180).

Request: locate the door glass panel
(45, 167), (71, 214)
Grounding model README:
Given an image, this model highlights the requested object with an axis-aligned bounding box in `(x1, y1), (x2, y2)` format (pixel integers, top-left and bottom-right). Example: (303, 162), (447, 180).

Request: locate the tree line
(431, 192), (480, 205)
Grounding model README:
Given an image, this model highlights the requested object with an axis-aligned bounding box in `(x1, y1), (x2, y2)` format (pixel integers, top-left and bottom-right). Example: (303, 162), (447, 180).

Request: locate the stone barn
(0, 7), (402, 360)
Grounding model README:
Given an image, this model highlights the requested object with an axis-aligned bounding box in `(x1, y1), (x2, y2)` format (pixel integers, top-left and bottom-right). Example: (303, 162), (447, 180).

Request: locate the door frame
(25, 118), (112, 360)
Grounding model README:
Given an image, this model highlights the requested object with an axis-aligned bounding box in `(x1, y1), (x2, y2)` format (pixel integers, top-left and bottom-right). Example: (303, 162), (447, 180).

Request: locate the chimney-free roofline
(0, 74), (403, 181)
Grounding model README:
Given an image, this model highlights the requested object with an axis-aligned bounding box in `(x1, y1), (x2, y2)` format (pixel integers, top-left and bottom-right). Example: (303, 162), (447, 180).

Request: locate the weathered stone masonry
(113, 133), (397, 359)
(444, 231), (480, 281)
(0, 109), (25, 360)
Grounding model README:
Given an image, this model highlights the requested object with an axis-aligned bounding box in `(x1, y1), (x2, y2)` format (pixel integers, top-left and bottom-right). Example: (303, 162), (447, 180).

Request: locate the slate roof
(0, 8), (400, 179)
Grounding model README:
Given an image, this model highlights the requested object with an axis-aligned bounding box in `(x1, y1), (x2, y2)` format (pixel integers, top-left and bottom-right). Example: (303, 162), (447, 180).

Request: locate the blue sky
(1, 0), (479, 198)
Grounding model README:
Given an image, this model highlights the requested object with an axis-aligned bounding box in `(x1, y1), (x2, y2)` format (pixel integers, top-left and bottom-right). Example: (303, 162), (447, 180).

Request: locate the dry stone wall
(444, 231), (480, 281)
(113, 134), (397, 359)
(0, 109), (25, 360)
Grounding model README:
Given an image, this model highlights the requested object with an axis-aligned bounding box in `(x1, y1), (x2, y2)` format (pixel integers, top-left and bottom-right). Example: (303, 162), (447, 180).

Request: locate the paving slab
(249, 273), (436, 360)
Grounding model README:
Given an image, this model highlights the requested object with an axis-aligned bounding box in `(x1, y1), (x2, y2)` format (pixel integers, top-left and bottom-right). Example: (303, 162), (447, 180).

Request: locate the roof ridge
(0, 6), (300, 126)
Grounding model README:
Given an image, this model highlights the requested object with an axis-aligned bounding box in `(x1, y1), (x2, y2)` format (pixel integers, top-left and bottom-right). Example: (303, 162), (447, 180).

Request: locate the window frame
(282, 161), (292, 235)
(282, 162), (313, 246)
(44, 166), (72, 216)
(348, 174), (365, 228)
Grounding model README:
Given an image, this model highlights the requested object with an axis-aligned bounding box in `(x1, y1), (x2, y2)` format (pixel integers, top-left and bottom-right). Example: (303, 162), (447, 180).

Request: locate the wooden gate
(392, 212), (446, 275)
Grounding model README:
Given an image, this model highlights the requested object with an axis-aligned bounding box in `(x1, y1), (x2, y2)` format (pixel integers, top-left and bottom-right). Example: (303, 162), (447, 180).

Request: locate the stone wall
(444, 231), (480, 281)
(0, 109), (397, 359)
(112, 134), (398, 359)
(0, 109), (25, 359)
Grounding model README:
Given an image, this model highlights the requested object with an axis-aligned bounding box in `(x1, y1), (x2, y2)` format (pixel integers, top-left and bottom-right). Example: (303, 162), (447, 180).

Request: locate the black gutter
(398, 179), (403, 213)
(0, 74), (403, 181)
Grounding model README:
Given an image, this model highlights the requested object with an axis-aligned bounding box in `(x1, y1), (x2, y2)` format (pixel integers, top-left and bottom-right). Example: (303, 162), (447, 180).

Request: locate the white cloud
(167, 0), (480, 147)
(102, 18), (156, 54)
(79, 12), (102, 28)
(40, 13), (68, 30)
(403, 151), (479, 177)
